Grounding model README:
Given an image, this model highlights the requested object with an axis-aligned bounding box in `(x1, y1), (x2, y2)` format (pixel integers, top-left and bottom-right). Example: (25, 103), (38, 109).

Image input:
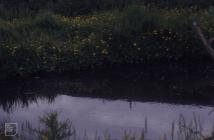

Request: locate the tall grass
(0, 112), (213, 140)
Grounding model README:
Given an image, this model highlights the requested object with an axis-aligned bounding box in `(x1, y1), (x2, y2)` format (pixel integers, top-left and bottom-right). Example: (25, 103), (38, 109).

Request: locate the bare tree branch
(193, 21), (214, 60)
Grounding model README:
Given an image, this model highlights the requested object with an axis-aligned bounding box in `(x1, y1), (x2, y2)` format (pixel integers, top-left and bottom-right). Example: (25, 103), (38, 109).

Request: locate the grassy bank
(1, 5), (214, 77)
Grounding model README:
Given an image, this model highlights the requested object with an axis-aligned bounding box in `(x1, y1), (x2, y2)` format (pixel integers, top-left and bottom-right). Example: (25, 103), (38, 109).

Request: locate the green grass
(1, 5), (214, 77)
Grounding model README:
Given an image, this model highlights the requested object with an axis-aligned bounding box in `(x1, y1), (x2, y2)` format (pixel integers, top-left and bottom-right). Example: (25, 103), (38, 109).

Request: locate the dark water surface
(1, 64), (214, 139)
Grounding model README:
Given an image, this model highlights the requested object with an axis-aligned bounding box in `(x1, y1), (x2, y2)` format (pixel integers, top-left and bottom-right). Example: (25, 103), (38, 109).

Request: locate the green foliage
(29, 112), (75, 140)
(119, 6), (159, 34)
(1, 0), (214, 19)
(0, 5), (214, 77)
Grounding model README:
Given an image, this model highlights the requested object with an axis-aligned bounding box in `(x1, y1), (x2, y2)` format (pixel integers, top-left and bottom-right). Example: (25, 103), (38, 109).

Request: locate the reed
(0, 112), (213, 140)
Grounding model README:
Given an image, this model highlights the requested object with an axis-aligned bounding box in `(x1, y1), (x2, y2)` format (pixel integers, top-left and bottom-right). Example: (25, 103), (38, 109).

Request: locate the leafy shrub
(0, 5), (213, 77)
(0, 0), (214, 19)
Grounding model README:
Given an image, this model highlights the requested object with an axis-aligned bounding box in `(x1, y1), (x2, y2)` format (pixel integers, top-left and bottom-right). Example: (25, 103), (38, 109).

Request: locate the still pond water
(1, 65), (214, 139)
(0, 95), (214, 139)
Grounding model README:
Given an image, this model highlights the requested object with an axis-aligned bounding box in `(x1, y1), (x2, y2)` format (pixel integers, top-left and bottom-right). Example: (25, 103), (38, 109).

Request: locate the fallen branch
(193, 21), (214, 60)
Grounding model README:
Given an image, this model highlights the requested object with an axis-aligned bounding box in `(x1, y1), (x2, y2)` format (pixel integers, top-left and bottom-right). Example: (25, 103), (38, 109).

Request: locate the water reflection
(0, 95), (213, 140)
(0, 94), (56, 113)
(0, 69), (214, 112)
(0, 65), (214, 139)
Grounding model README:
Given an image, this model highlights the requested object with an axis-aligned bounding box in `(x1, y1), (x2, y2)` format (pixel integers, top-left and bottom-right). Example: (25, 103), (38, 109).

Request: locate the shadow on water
(0, 94), (56, 113)
(1, 63), (214, 112)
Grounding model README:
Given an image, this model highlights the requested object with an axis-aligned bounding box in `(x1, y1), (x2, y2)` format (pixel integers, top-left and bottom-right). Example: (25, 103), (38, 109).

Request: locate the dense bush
(0, 5), (214, 77)
(0, 0), (138, 19)
(0, 0), (214, 19)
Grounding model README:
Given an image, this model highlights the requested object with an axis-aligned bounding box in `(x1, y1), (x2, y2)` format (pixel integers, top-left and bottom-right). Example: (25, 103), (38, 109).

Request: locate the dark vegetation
(0, 0), (214, 19)
(0, 0), (214, 77)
